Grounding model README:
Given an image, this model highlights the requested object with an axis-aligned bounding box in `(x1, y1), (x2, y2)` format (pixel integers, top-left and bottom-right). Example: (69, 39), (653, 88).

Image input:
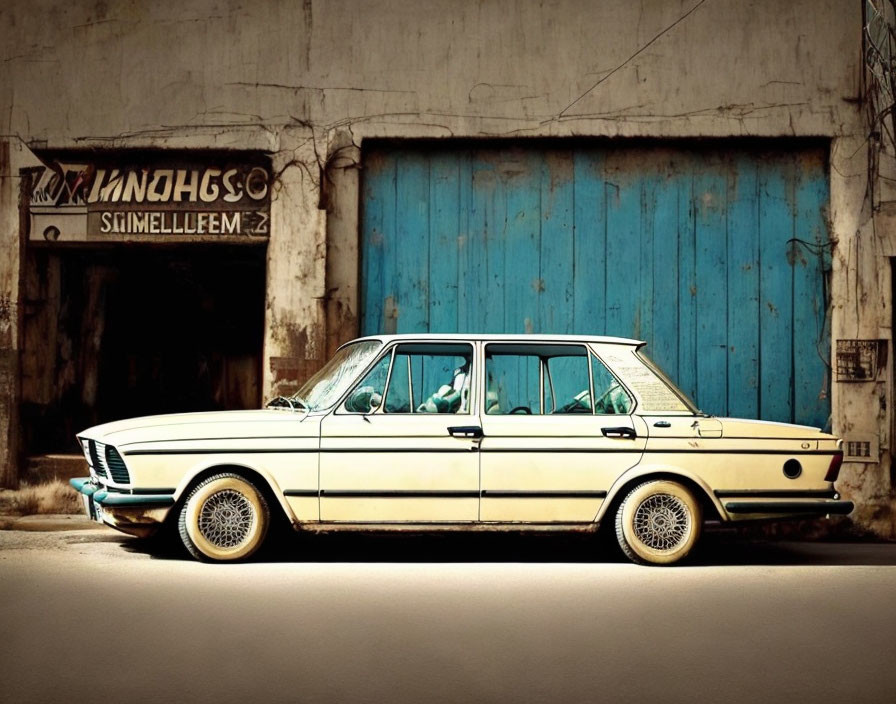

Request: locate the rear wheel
(178, 473), (270, 562)
(615, 480), (701, 565)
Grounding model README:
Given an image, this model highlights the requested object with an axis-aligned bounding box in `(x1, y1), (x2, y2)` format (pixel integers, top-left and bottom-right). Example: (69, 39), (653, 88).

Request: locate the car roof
(349, 333), (645, 346)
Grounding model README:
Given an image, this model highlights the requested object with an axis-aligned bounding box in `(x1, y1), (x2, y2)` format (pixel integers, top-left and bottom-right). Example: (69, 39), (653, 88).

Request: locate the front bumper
(70, 478), (176, 538)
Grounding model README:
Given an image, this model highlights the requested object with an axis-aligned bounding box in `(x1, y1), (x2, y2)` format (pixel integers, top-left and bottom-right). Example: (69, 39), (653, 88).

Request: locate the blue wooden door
(360, 143), (831, 427)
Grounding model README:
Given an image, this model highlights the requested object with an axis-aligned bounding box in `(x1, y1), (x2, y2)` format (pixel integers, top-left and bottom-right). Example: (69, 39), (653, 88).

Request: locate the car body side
(71, 335), (850, 543)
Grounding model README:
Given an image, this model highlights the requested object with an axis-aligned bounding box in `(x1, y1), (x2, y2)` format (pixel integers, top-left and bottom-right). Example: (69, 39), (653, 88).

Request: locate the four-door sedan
(71, 334), (852, 565)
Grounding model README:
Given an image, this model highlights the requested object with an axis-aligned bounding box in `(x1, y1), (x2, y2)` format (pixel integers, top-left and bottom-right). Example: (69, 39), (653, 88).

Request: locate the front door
(319, 342), (480, 522)
(479, 342), (648, 522)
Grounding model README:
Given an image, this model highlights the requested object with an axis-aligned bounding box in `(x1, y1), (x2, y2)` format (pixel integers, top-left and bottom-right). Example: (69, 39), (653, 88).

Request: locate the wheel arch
(172, 461), (297, 525)
(597, 465), (724, 526)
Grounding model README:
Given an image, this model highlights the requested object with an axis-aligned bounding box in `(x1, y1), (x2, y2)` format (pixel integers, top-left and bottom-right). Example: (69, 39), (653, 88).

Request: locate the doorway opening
(21, 244), (267, 458)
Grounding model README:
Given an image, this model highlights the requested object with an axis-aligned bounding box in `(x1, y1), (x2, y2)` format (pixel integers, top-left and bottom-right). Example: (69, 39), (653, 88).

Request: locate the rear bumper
(70, 478), (175, 537)
(723, 499), (854, 517)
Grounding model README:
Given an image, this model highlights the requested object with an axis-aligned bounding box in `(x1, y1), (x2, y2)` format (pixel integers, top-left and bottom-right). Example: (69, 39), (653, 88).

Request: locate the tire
(178, 473), (270, 562)
(614, 480), (702, 566)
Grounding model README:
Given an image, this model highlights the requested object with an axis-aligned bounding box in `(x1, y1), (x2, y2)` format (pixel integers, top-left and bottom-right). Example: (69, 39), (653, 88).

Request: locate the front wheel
(614, 480), (702, 565)
(178, 473), (270, 562)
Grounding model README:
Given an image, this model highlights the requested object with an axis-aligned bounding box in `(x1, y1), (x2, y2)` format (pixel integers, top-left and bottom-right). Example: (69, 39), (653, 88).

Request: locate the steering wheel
(509, 405), (532, 414)
(554, 389), (592, 414)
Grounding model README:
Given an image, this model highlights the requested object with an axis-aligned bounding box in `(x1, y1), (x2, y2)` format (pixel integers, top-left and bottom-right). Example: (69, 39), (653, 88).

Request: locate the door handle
(653, 421), (671, 428)
(448, 425), (483, 439)
(602, 426), (637, 439)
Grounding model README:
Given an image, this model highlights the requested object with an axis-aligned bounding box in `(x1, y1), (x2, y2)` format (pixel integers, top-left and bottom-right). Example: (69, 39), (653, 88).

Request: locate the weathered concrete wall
(0, 0), (862, 141)
(0, 140), (19, 488)
(264, 129), (328, 397)
(829, 132), (891, 535)
(0, 142), (42, 487)
(3, 0), (892, 538)
(833, 126), (896, 537)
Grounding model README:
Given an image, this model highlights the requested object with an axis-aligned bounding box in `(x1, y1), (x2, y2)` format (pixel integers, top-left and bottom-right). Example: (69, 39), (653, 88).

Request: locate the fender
(595, 462), (727, 523)
(173, 459), (299, 524)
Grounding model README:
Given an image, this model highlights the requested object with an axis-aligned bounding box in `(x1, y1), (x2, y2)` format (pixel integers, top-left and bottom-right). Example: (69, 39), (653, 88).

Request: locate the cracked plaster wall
(1, 0), (893, 535)
(0, 0), (862, 141)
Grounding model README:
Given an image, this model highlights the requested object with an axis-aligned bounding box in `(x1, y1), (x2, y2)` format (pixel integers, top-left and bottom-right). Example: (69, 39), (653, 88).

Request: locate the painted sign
(27, 155), (271, 242)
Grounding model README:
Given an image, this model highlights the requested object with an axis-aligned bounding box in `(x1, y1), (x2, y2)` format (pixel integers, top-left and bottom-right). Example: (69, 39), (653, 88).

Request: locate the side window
(545, 354), (592, 413)
(384, 353), (412, 412)
(485, 344), (591, 415)
(591, 354), (632, 414)
(383, 344), (472, 414)
(485, 353), (540, 414)
(344, 352), (391, 413)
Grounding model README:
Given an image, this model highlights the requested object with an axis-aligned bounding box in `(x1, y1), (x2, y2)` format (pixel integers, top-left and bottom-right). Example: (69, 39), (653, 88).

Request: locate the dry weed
(0, 479), (83, 516)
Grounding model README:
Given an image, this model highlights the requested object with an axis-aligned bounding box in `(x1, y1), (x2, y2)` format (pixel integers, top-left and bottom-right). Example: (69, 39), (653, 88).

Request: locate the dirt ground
(2, 524), (896, 704)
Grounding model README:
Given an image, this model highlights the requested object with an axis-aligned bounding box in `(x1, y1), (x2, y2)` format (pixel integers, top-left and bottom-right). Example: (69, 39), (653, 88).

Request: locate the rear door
(478, 342), (647, 522)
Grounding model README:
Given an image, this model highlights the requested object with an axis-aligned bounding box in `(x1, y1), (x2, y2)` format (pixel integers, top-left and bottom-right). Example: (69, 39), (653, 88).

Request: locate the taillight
(825, 452), (844, 482)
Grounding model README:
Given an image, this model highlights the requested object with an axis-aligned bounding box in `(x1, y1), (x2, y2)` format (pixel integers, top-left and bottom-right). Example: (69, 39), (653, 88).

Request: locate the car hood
(79, 409), (314, 447)
(718, 417), (835, 440)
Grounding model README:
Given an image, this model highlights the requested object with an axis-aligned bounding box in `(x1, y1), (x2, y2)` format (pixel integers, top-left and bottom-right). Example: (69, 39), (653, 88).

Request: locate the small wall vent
(843, 434), (878, 462)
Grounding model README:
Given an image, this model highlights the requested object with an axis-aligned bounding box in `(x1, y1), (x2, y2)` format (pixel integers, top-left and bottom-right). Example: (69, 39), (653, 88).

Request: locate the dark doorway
(21, 245), (266, 456)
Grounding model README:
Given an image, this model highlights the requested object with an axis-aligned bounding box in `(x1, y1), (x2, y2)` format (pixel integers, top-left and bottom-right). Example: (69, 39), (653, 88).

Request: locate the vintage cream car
(71, 334), (852, 565)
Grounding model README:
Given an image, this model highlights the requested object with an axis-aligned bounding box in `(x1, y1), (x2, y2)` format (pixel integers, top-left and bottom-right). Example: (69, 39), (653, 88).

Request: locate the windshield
(290, 340), (383, 411)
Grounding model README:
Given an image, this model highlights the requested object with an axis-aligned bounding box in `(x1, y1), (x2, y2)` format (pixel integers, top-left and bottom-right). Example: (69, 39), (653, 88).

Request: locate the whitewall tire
(178, 473), (270, 562)
(615, 480), (702, 566)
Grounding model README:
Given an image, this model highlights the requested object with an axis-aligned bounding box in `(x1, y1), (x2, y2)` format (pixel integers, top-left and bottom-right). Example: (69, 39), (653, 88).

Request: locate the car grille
(87, 440), (106, 479)
(94, 441), (131, 484)
(105, 446), (131, 484)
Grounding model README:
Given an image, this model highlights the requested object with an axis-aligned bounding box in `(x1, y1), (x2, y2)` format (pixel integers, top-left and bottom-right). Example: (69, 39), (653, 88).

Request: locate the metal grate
(836, 340), (885, 382)
(104, 445), (131, 484)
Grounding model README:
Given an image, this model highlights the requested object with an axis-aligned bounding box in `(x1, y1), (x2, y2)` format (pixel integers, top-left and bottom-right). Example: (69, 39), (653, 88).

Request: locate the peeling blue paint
(360, 143), (831, 427)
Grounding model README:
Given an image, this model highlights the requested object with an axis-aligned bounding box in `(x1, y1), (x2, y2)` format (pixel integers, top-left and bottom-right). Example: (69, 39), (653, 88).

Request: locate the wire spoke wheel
(198, 489), (256, 549)
(178, 473), (270, 562)
(615, 480), (702, 565)
(632, 494), (690, 551)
